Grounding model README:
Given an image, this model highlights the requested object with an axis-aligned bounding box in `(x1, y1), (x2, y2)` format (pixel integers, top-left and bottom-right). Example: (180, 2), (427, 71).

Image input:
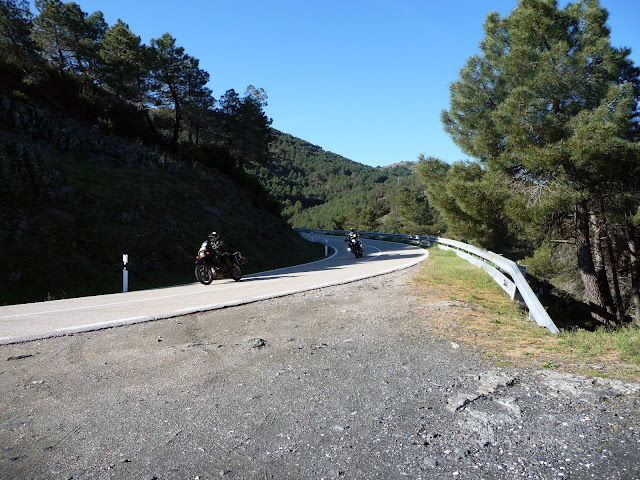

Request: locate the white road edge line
(362, 244), (382, 261)
(0, 242), (343, 320)
(252, 239), (339, 276)
(175, 304), (220, 314)
(0, 239), (378, 321)
(0, 286), (239, 320)
(306, 250), (429, 291)
(54, 316), (148, 331)
(4, 242), (427, 342)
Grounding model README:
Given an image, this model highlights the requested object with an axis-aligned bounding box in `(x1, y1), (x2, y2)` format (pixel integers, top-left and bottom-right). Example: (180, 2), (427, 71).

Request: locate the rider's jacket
(208, 239), (225, 253)
(346, 232), (359, 243)
(205, 237), (227, 267)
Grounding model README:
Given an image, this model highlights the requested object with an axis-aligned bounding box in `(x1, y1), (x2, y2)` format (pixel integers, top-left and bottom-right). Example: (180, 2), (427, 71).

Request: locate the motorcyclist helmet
(350, 228), (355, 233)
(208, 231), (220, 242)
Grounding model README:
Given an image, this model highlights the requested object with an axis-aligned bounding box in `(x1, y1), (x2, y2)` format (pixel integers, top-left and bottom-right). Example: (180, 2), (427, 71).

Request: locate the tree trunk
(590, 212), (617, 326)
(600, 206), (625, 324)
(141, 108), (165, 147)
(168, 83), (181, 151)
(171, 107), (181, 151)
(604, 231), (625, 324)
(627, 221), (640, 328)
(575, 201), (608, 327)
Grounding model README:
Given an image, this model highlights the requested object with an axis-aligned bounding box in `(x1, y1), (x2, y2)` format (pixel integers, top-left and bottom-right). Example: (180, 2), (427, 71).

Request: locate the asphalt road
(2, 263), (638, 480)
(0, 234), (427, 345)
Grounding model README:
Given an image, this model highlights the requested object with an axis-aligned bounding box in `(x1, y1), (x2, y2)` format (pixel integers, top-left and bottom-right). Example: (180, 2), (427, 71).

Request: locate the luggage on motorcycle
(234, 252), (248, 265)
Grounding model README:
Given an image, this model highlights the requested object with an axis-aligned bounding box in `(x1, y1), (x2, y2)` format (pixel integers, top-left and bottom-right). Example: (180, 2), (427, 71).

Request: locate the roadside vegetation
(418, 0), (640, 332)
(413, 248), (640, 382)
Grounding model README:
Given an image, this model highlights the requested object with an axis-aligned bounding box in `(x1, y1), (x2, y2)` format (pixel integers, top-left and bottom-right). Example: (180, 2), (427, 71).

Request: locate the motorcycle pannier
(235, 252), (248, 265)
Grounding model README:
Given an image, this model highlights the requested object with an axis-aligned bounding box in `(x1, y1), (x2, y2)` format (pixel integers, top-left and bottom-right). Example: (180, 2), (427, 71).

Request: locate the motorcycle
(194, 241), (247, 284)
(346, 238), (364, 258)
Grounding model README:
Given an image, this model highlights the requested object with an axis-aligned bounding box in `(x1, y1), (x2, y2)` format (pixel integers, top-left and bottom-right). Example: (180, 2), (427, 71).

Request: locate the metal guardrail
(295, 228), (559, 334)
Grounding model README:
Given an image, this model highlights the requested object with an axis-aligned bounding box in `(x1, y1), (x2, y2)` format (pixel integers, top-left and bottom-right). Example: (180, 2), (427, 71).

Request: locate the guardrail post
(122, 254), (129, 293)
(325, 240), (328, 257)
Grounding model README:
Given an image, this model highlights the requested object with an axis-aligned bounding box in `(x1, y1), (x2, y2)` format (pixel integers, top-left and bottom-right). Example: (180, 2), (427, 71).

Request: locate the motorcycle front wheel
(195, 264), (214, 285)
(230, 265), (242, 281)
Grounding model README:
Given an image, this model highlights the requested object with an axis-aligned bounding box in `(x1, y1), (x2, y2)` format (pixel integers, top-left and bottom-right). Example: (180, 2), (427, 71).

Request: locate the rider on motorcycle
(195, 231), (246, 284)
(205, 231), (228, 268)
(207, 231), (225, 251)
(345, 228), (359, 243)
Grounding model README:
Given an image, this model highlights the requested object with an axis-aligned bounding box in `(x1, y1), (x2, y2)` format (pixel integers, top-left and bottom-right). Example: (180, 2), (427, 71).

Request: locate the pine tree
(149, 33), (195, 149)
(417, 156), (513, 248)
(441, 0), (640, 327)
(183, 56), (213, 146)
(98, 19), (148, 102)
(0, 0), (40, 71)
(32, 0), (105, 76)
(236, 85), (274, 169)
(215, 86), (273, 170)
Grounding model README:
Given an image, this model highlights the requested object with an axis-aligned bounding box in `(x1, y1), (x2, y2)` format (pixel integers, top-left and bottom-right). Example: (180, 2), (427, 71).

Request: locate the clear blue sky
(37, 0), (640, 167)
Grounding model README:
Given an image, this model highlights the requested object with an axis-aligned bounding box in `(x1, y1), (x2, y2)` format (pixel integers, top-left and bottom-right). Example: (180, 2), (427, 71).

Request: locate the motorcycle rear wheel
(230, 265), (242, 281)
(195, 264), (214, 285)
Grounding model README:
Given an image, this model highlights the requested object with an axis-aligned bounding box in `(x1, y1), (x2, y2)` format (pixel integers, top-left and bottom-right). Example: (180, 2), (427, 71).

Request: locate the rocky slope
(0, 92), (320, 305)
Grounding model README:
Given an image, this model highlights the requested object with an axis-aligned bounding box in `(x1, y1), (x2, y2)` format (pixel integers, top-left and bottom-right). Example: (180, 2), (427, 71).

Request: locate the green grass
(413, 246), (640, 381)
(426, 248), (524, 317)
(560, 324), (640, 365)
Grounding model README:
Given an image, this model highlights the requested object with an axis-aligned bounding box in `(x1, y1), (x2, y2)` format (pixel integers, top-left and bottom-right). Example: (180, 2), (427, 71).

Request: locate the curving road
(0, 234), (427, 345)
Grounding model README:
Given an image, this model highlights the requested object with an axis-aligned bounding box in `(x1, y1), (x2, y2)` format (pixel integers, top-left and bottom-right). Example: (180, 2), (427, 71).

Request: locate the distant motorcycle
(346, 238), (363, 258)
(194, 241), (247, 284)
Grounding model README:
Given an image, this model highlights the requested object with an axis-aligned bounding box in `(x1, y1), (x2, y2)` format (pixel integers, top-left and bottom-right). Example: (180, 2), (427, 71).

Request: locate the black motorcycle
(346, 238), (363, 258)
(194, 241), (247, 284)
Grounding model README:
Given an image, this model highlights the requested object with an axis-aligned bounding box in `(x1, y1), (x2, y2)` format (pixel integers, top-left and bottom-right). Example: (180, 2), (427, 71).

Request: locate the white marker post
(122, 254), (129, 293)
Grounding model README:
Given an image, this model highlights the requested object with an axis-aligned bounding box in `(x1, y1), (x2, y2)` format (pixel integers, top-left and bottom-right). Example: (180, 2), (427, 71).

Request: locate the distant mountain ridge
(381, 161), (417, 171)
(253, 130), (439, 234)
(259, 130), (400, 209)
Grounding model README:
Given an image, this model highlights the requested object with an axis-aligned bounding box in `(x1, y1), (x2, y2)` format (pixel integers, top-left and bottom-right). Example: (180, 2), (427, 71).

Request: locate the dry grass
(412, 247), (640, 382)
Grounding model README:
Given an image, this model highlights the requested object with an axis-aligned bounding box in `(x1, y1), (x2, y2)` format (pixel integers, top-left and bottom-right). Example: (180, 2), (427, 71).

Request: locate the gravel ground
(1, 265), (639, 480)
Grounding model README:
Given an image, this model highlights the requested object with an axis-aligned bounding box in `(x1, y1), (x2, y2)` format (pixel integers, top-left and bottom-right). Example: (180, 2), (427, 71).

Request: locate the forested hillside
(0, 89), (324, 305)
(0, 0), (321, 305)
(256, 131), (445, 235)
(1, 0), (274, 169)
